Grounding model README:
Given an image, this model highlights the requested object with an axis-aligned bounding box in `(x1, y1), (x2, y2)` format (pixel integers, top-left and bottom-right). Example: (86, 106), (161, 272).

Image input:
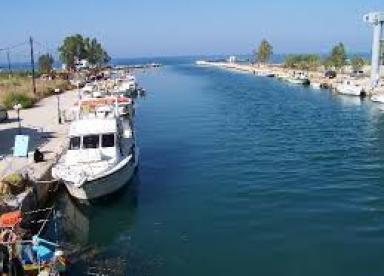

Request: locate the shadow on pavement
(0, 126), (54, 156)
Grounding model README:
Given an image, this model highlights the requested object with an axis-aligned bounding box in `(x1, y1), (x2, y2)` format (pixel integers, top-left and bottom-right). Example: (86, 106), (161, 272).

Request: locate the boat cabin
(66, 118), (121, 164)
(292, 71), (308, 79)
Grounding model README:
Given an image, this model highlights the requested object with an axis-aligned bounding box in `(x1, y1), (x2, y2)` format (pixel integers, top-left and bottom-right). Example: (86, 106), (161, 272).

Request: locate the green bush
(3, 173), (26, 195)
(56, 81), (73, 91)
(3, 173), (23, 186)
(2, 91), (35, 109)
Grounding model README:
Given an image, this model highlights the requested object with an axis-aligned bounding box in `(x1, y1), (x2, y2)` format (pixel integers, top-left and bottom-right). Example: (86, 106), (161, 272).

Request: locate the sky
(0, 0), (383, 60)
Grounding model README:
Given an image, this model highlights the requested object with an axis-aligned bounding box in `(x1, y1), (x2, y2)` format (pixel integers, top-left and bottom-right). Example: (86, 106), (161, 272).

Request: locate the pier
(0, 90), (77, 179)
(0, 89), (78, 211)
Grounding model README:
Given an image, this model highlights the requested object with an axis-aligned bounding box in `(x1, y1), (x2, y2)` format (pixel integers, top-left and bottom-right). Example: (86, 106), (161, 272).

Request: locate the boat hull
(371, 94), (384, 103)
(64, 150), (138, 200)
(310, 83), (321, 89)
(287, 78), (310, 85)
(336, 85), (364, 96)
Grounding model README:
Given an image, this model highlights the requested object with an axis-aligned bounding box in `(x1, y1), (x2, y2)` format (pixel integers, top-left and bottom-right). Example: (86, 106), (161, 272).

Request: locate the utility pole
(6, 51), (12, 78)
(29, 36), (36, 94)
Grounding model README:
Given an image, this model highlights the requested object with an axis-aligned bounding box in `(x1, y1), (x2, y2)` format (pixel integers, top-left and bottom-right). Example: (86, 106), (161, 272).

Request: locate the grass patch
(3, 173), (23, 186)
(1, 91), (35, 109)
(0, 73), (72, 109)
(2, 173), (26, 195)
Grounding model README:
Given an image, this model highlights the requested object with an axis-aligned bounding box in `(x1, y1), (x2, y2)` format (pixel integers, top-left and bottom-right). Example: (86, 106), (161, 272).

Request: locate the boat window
(69, 137), (81, 150)
(102, 134), (115, 147)
(83, 135), (100, 149)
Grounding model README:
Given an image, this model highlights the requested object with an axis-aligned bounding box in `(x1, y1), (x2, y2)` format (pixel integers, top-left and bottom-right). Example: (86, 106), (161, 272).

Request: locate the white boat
(110, 75), (138, 97)
(310, 82), (321, 89)
(371, 93), (384, 103)
(77, 97), (134, 118)
(255, 71), (275, 77)
(196, 60), (208, 66)
(52, 112), (138, 200)
(81, 87), (106, 99)
(287, 71), (310, 85)
(82, 83), (96, 93)
(335, 80), (365, 97)
(118, 75), (137, 91)
(91, 91), (105, 98)
(277, 73), (290, 80)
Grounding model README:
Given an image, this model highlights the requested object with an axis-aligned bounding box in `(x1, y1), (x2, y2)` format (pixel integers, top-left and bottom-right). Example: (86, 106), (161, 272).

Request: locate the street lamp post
(54, 88), (62, 124)
(13, 104), (22, 135)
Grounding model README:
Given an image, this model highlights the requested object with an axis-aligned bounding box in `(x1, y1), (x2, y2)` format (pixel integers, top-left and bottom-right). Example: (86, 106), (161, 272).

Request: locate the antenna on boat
(114, 96), (119, 118)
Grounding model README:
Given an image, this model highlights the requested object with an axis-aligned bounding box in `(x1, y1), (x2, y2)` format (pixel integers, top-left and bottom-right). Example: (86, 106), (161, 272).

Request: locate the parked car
(0, 105), (8, 122)
(351, 70), (365, 78)
(325, 70), (337, 79)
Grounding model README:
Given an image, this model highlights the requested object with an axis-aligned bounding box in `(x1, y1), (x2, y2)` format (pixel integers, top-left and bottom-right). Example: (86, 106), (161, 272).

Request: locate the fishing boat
(81, 88), (107, 99)
(310, 82), (322, 89)
(52, 106), (138, 200)
(255, 71), (275, 77)
(335, 79), (365, 97)
(287, 71), (310, 85)
(76, 96), (134, 118)
(0, 209), (67, 275)
(117, 75), (137, 92)
(371, 92), (384, 103)
(82, 83), (96, 94)
(196, 60), (209, 66)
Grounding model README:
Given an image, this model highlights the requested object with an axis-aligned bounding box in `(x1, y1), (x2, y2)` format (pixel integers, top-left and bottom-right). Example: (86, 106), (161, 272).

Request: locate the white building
(62, 59), (90, 71)
(228, 56), (237, 64)
(75, 59), (89, 70)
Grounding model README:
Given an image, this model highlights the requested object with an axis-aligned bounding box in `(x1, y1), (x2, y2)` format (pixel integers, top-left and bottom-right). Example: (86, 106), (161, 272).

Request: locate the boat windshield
(69, 137), (81, 150)
(102, 134), (115, 147)
(83, 135), (100, 149)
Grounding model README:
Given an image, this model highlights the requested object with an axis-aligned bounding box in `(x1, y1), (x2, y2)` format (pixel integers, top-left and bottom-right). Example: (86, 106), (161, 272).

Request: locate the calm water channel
(59, 59), (384, 275)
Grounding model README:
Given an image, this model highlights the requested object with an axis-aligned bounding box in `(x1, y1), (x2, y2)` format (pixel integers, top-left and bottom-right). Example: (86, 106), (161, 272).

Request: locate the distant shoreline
(0, 54), (371, 72)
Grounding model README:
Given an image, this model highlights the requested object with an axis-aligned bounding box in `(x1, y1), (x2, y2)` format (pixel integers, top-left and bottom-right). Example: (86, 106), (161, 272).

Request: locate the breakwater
(197, 60), (384, 97)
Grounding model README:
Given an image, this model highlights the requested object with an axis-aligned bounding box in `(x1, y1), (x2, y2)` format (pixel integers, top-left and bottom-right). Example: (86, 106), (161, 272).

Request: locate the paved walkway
(0, 90), (79, 179)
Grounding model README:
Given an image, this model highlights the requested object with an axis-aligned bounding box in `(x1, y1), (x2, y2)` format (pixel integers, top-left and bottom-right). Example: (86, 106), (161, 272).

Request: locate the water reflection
(336, 94), (364, 107)
(58, 180), (138, 246)
(55, 177), (144, 275)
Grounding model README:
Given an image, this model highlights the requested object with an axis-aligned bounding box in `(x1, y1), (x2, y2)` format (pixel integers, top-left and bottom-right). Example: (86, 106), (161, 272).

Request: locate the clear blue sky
(0, 0), (383, 59)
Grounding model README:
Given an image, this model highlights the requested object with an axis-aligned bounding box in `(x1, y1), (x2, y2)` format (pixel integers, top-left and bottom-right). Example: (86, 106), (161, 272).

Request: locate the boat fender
(33, 149), (44, 163)
(0, 211), (22, 227)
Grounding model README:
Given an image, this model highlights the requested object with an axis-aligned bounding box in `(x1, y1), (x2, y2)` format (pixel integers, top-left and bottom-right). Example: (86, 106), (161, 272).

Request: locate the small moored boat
(335, 80), (366, 97)
(76, 96), (134, 118)
(52, 109), (138, 200)
(255, 71), (275, 78)
(371, 91), (384, 103)
(287, 71), (310, 85)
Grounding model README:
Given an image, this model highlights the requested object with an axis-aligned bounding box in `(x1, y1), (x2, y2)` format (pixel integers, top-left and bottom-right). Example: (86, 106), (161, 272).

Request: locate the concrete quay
(0, 90), (78, 210)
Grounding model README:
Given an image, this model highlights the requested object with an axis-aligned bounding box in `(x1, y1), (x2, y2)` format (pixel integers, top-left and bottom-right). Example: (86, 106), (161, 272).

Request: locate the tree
(38, 53), (54, 74)
(58, 34), (110, 71)
(324, 43), (347, 70)
(350, 56), (366, 72)
(84, 38), (111, 67)
(254, 39), (273, 64)
(283, 54), (320, 71)
(58, 34), (86, 71)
